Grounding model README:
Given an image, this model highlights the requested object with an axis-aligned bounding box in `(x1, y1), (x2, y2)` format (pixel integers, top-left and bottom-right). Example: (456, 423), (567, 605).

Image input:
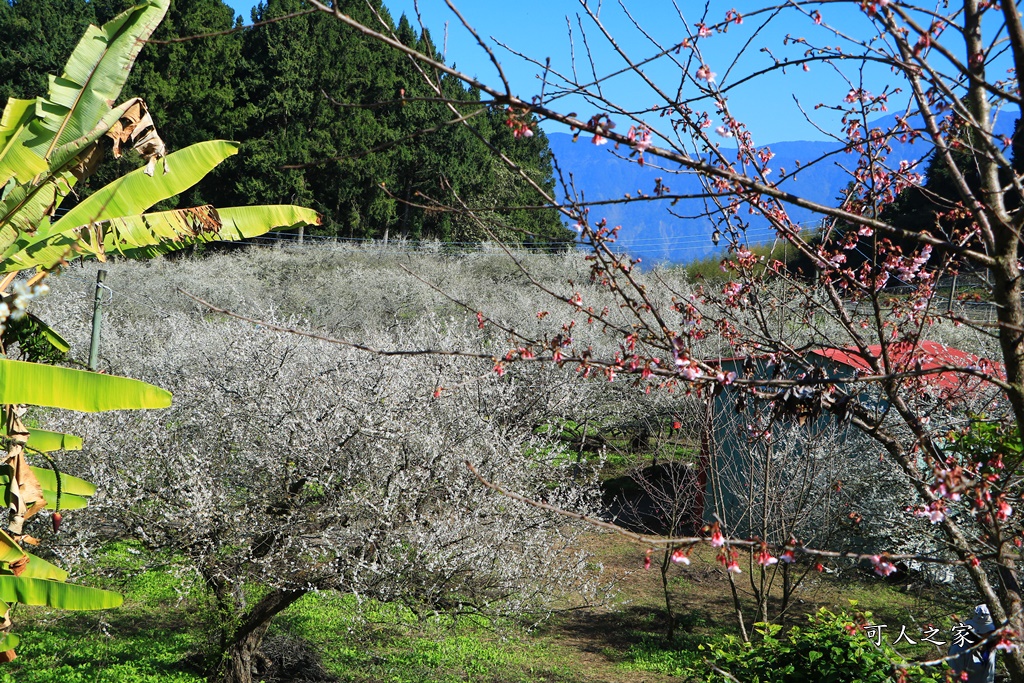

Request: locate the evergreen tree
(0, 0), (96, 101)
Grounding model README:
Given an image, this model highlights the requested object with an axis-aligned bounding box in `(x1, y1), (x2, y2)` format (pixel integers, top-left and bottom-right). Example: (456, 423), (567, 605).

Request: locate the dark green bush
(691, 609), (940, 683)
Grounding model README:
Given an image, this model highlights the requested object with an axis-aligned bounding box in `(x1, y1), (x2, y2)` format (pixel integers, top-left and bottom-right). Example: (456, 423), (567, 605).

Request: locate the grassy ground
(0, 532), (973, 683)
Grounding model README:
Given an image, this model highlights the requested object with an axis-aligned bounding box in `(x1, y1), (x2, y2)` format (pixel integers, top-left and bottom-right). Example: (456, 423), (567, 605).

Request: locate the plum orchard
(38, 250), (687, 683)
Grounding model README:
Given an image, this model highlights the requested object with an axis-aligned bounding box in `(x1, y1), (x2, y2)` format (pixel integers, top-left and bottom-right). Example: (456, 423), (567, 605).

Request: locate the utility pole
(88, 270), (107, 371)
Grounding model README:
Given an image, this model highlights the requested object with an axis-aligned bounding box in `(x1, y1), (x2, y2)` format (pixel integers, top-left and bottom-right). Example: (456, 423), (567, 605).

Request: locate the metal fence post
(88, 270), (107, 371)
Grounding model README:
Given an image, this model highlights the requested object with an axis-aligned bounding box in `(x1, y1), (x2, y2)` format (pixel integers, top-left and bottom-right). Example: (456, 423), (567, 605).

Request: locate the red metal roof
(809, 341), (1003, 393)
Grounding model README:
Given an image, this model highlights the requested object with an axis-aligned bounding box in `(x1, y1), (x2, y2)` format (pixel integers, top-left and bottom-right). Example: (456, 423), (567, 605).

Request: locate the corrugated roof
(809, 341), (1003, 392)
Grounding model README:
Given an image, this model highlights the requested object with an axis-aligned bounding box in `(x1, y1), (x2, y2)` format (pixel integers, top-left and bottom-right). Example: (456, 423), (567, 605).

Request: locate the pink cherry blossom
(871, 555), (897, 577)
(681, 364), (702, 381)
(695, 65), (717, 83)
(671, 548), (691, 565)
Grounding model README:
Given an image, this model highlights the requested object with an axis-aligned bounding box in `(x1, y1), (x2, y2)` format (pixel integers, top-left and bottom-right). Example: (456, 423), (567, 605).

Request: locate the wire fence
(231, 232), (580, 255)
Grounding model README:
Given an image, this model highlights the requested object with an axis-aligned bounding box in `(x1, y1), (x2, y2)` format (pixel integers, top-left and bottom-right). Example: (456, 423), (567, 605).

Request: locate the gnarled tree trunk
(210, 587), (306, 683)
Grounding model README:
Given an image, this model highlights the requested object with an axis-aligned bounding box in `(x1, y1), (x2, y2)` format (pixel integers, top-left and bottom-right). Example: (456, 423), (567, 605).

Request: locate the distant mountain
(547, 115), (1016, 264)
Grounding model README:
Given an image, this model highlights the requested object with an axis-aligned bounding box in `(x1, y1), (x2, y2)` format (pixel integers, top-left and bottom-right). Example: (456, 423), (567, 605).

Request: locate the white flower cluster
(0, 280), (49, 334)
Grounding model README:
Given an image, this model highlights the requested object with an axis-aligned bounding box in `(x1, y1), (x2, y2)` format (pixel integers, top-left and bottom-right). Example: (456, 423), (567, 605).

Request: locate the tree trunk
(209, 588), (306, 683)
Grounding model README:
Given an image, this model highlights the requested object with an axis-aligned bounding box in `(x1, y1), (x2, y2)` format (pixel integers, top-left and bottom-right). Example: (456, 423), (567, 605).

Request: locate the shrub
(690, 609), (941, 683)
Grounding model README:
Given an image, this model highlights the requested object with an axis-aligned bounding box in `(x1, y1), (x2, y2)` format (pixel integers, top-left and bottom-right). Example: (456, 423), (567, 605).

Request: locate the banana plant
(0, 0), (321, 659)
(0, 363), (168, 659)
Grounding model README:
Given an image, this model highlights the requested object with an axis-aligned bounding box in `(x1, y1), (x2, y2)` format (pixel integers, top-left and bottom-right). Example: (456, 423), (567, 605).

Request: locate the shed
(694, 341), (1003, 550)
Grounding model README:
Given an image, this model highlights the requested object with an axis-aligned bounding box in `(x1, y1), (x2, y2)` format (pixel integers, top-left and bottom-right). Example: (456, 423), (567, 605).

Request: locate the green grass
(0, 613), (203, 683)
(3, 539), (598, 683)
(0, 542), (205, 683)
(276, 592), (583, 682)
(619, 636), (706, 677)
(0, 537), (969, 683)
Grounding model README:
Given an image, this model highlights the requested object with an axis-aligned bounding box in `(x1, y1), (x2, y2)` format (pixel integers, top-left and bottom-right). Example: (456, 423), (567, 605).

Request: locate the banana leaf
(17, 204), (321, 269)
(0, 467), (94, 498)
(0, 0), (169, 251)
(0, 100), (139, 258)
(18, 553), (69, 582)
(0, 576), (121, 610)
(0, 174), (66, 247)
(0, 359), (170, 412)
(0, 633), (19, 652)
(30, 468), (92, 496)
(46, 98), (139, 178)
(0, 428), (82, 453)
(114, 205), (322, 259)
(33, 0), (168, 159)
(0, 99), (43, 185)
(0, 531), (24, 566)
(2, 141), (239, 269)
(52, 140), (237, 227)
(38, 491), (89, 511)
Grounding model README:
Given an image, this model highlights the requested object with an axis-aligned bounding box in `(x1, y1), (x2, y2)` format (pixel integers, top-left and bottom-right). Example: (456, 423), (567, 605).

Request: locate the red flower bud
(51, 512), (62, 534)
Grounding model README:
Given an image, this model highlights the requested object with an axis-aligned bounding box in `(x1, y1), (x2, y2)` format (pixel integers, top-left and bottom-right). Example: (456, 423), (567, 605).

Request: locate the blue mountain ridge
(547, 115), (1015, 264)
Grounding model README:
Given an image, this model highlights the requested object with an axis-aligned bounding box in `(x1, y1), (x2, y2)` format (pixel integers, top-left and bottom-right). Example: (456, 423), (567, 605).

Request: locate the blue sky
(220, 1), (905, 144)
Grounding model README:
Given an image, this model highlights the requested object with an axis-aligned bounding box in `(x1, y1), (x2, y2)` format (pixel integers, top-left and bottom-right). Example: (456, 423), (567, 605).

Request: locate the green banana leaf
(0, 633), (19, 652)
(38, 491), (89, 511)
(0, 359), (170, 412)
(36, 490), (86, 510)
(30, 468), (92, 496)
(114, 205), (322, 259)
(2, 141), (239, 269)
(0, 99), (140, 258)
(33, 0), (168, 160)
(0, 464), (94, 494)
(0, 99), (43, 185)
(0, 173), (67, 245)
(0, 531), (25, 566)
(53, 140), (237, 227)
(0, 429), (82, 453)
(46, 98), (139, 178)
(19, 554), (69, 582)
(18, 204), (321, 268)
(0, 0), (169, 251)
(0, 576), (121, 610)
(0, 476), (90, 510)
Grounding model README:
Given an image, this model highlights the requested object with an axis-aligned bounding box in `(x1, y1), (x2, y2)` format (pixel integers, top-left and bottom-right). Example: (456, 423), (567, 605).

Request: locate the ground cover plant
(0, 514), (969, 682)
